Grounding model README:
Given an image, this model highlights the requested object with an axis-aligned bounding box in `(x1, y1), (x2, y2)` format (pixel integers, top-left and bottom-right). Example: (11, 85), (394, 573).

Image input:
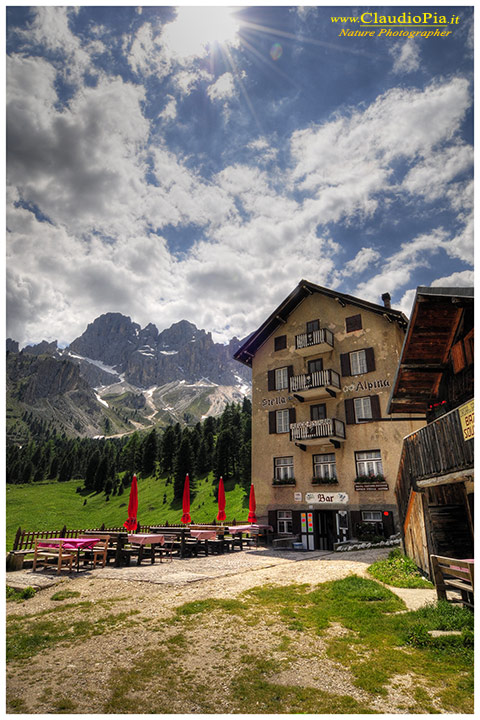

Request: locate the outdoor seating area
(7, 522), (274, 575)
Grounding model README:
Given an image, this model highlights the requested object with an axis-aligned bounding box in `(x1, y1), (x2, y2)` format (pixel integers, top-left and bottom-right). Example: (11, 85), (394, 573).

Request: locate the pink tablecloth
(38, 538), (100, 550)
(228, 525), (273, 535)
(127, 534), (165, 546)
(190, 530), (216, 540)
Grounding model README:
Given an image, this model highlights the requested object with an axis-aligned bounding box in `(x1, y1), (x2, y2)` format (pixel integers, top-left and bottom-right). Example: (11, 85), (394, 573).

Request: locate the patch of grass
(50, 590), (81, 601)
(52, 695), (77, 713)
(6, 585), (36, 602)
(7, 696), (28, 713)
(6, 609), (140, 661)
(367, 549), (434, 588)
(173, 598), (246, 618)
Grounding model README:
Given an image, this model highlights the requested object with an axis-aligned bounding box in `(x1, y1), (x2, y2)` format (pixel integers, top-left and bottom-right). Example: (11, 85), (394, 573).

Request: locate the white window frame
(350, 349), (367, 375)
(276, 409), (290, 434)
(313, 453), (337, 480)
(354, 396), (372, 422)
(355, 450), (383, 477)
(274, 456), (294, 480)
(362, 511), (383, 523)
(275, 367), (289, 390)
(277, 510), (293, 534)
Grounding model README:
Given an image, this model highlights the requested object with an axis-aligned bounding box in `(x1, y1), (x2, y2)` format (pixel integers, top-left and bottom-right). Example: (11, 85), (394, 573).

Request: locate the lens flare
(270, 43), (283, 61)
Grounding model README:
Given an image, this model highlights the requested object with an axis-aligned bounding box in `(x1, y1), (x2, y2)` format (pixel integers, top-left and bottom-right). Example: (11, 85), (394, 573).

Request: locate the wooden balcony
(295, 328), (334, 356)
(290, 418), (346, 446)
(290, 368), (340, 399)
(397, 403), (474, 497)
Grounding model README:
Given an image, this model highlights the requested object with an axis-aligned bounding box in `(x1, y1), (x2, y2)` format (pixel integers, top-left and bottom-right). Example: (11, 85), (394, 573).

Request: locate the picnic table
(127, 534), (165, 564)
(82, 530), (131, 567)
(228, 524), (274, 547)
(36, 537), (101, 573)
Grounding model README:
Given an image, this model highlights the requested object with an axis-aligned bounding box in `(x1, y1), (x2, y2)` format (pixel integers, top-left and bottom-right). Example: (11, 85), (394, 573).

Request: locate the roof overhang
(387, 286), (474, 414)
(234, 279), (408, 366)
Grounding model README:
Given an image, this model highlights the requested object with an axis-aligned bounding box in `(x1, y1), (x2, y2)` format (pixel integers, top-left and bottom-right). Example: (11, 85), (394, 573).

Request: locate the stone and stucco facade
(235, 281), (424, 550)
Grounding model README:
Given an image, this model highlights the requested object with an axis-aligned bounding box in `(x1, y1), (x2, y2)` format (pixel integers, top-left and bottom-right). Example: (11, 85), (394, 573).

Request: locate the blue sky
(6, 4), (474, 348)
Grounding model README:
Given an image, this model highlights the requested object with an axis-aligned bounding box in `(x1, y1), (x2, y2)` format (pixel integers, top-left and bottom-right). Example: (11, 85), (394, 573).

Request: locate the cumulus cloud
(207, 72), (235, 102)
(390, 39), (421, 74)
(342, 248), (381, 276)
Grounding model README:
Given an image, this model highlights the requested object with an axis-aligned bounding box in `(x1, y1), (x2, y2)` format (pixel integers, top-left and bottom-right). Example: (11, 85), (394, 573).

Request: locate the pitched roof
(387, 286), (474, 414)
(234, 279), (408, 366)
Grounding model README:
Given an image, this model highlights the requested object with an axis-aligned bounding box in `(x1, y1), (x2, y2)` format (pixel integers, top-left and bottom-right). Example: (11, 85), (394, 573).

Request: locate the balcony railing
(290, 418), (346, 444)
(290, 368), (340, 394)
(396, 403), (474, 519)
(295, 328), (334, 354)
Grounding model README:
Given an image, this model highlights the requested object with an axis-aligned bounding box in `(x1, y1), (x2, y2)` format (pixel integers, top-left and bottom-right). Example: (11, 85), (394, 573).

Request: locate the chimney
(381, 293), (391, 309)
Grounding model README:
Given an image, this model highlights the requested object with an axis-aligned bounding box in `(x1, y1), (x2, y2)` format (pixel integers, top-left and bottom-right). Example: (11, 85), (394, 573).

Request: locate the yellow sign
(458, 400), (474, 441)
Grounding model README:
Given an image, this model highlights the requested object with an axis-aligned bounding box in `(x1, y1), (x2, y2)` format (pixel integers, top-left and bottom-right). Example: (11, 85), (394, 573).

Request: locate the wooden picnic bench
(32, 540), (75, 575)
(430, 555), (474, 609)
(81, 531), (134, 567)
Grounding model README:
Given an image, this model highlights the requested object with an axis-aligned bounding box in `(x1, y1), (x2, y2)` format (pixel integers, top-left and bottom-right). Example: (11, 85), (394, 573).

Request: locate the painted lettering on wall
(262, 395), (292, 408)
(343, 378), (390, 393)
(305, 492), (349, 504)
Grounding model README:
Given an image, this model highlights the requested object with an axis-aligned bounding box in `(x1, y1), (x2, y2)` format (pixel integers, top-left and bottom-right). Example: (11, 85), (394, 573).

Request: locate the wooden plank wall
(403, 491), (430, 576)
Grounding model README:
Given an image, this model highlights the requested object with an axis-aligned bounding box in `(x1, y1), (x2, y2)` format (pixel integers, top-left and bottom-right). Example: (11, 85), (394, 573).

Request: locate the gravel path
(6, 545), (436, 610)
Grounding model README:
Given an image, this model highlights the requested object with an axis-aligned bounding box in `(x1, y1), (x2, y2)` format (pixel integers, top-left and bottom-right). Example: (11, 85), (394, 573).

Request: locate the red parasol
(181, 473), (192, 524)
(216, 476), (226, 523)
(247, 484), (257, 523)
(123, 474), (139, 532)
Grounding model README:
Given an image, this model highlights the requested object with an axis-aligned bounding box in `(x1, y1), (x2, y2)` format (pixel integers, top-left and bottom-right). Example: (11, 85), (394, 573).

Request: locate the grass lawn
(367, 549), (434, 588)
(6, 576), (474, 714)
(6, 473), (248, 549)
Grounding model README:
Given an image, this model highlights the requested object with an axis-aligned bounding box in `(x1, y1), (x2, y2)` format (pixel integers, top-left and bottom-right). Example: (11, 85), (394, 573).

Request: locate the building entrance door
(317, 510), (335, 550)
(300, 512), (315, 550)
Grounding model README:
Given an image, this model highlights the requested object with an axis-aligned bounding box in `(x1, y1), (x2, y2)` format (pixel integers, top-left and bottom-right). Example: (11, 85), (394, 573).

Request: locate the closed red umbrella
(181, 473), (192, 524)
(247, 484), (257, 523)
(123, 474), (139, 532)
(217, 476), (226, 522)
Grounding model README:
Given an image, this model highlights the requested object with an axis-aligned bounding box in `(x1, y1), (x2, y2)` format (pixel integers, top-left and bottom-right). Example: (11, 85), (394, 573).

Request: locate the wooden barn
(387, 287), (474, 577)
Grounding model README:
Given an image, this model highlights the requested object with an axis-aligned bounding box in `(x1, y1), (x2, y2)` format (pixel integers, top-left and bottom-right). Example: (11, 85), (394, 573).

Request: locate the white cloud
(207, 72), (235, 102)
(390, 39), (421, 74)
(159, 95), (177, 121)
(342, 248), (381, 276)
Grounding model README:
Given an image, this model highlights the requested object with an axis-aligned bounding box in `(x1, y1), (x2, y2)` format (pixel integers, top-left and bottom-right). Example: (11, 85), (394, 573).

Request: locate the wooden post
(13, 527), (22, 551)
(431, 555), (447, 601)
(61, 525), (67, 537)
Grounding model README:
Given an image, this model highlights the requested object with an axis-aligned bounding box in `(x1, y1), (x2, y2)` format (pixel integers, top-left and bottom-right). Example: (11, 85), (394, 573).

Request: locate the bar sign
(458, 400), (474, 441)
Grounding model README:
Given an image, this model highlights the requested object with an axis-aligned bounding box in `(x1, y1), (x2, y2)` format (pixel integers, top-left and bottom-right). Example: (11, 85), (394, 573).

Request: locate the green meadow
(6, 473), (249, 549)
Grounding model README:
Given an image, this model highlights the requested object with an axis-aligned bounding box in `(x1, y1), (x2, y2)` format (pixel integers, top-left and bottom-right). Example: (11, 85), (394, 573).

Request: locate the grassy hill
(6, 473), (250, 550)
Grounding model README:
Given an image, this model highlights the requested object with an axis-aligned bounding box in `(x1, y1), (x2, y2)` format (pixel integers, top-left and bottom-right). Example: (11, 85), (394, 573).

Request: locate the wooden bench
(80, 536), (110, 569)
(32, 540), (75, 575)
(431, 555), (474, 609)
(82, 531), (135, 567)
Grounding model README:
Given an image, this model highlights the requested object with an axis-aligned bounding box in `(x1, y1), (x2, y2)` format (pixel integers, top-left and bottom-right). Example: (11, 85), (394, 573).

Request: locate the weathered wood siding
(403, 491), (430, 576)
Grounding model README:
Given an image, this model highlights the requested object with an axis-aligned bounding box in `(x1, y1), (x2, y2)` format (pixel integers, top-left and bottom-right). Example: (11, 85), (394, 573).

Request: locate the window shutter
(344, 398), (355, 425)
(274, 335), (287, 351)
(463, 329), (474, 366)
(267, 370), (275, 391)
(345, 314), (362, 332)
(289, 407), (296, 425)
(269, 411), (276, 434)
(370, 395), (381, 420)
(340, 353), (351, 376)
(365, 347), (376, 372)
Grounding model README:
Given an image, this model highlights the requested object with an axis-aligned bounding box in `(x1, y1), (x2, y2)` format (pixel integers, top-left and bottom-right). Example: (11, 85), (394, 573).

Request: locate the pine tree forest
(6, 400), (252, 499)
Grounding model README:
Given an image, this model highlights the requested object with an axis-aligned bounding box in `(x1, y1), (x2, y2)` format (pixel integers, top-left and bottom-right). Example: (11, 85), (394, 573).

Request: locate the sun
(163, 7), (241, 60)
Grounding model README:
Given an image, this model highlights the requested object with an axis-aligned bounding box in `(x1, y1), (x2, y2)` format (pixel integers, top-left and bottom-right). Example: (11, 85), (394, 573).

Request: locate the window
(306, 319), (319, 334)
(277, 510), (293, 534)
(362, 511), (382, 523)
(274, 335), (287, 351)
(269, 407), (296, 433)
(311, 404), (326, 421)
(276, 409), (290, 434)
(275, 367), (288, 389)
(355, 450), (383, 477)
(345, 395), (380, 424)
(274, 457), (294, 481)
(346, 314), (362, 332)
(308, 358), (323, 374)
(354, 397), (372, 421)
(313, 453), (337, 480)
(350, 350), (367, 375)
(340, 348), (375, 376)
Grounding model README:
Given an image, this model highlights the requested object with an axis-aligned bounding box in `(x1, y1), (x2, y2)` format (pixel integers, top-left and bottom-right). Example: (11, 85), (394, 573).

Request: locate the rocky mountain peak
(69, 312), (140, 366)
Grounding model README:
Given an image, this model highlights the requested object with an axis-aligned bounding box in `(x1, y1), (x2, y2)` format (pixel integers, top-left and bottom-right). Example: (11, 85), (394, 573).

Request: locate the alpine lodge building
(234, 280), (425, 551)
